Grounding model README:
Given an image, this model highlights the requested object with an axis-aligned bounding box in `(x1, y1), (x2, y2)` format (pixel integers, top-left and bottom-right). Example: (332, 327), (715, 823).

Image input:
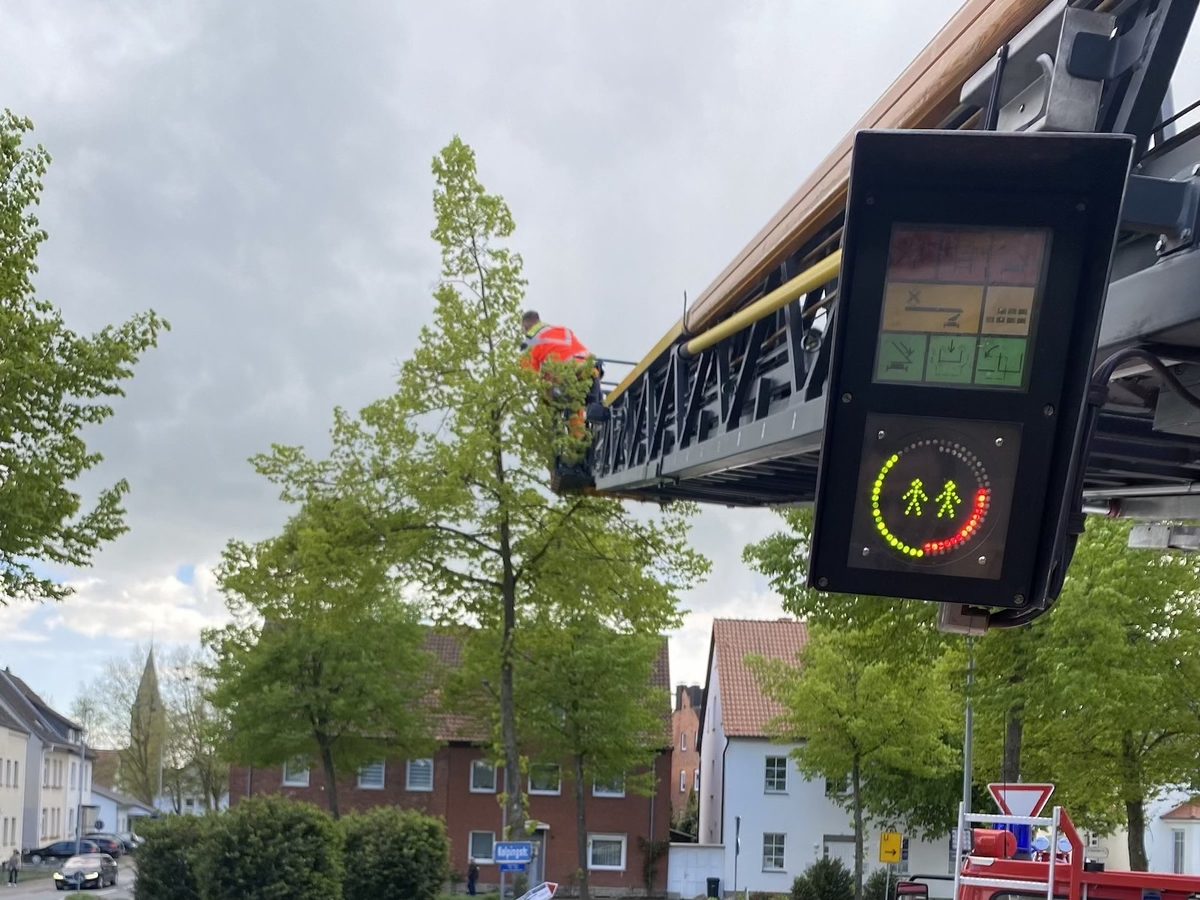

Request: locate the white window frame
(528, 763), (562, 796)
(406, 759), (434, 792)
(763, 832), (786, 871)
(593, 774), (625, 798)
(357, 761), (385, 790)
(694, 768), (700, 790)
(679, 770), (686, 792)
(470, 830), (496, 864)
(282, 758), (310, 787)
(587, 833), (627, 871)
(1173, 829), (1185, 874)
(764, 756), (788, 793)
(681, 732), (687, 752)
(470, 760), (497, 793)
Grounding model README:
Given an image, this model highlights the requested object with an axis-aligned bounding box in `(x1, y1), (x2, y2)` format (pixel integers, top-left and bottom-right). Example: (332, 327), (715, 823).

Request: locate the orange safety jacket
(521, 322), (592, 372)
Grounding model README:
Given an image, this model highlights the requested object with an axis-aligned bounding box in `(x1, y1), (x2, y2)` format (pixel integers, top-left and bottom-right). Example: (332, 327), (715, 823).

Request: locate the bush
(791, 856), (854, 900)
(197, 795), (343, 900)
(863, 869), (897, 900)
(134, 815), (207, 900)
(342, 807), (449, 900)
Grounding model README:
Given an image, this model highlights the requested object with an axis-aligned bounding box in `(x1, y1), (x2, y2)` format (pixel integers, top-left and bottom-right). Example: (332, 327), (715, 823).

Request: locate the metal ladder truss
(952, 804), (1075, 900)
(588, 0), (1200, 518)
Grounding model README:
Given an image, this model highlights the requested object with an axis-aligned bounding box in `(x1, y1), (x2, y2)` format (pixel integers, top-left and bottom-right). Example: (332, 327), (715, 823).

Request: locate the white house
(91, 784), (155, 835)
(1089, 791), (1200, 875)
(0, 667), (95, 849)
(695, 619), (954, 897)
(0, 706), (30, 858)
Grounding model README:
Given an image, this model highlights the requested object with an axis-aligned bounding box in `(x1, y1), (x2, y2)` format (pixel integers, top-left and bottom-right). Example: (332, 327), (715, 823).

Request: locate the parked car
(28, 840), (102, 863)
(115, 830), (142, 851)
(52, 853), (118, 890)
(84, 832), (127, 856)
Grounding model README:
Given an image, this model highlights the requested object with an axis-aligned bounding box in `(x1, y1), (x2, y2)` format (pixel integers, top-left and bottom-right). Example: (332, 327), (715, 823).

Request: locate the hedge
(791, 856), (854, 900)
(341, 806), (450, 900)
(134, 814), (207, 900)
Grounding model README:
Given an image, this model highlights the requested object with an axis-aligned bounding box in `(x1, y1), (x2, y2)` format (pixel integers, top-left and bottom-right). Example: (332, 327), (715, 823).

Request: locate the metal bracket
(936, 602), (991, 635)
(1128, 522), (1200, 550)
(1121, 171), (1200, 247)
(1068, 14), (1153, 81)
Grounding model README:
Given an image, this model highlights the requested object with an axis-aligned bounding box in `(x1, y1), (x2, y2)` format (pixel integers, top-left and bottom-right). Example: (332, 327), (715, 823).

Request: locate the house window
(70, 761), (76, 790)
(357, 762), (385, 790)
(588, 834), (627, 870)
(282, 758), (310, 787)
(470, 760), (496, 793)
(40, 809), (45, 839)
(763, 833), (786, 871)
(593, 774), (625, 798)
(900, 837), (910, 875)
(42, 759), (49, 788)
(1173, 829), (1185, 874)
(470, 831), (496, 864)
(406, 759), (434, 791)
(529, 763), (561, 795)
(681, 732), (687, 752)
(694, 768), (699, 790)
(764, 756), (787, 793)
(12, 761), (17, 789)
(679, 770), (686, 792)
(2, 818), (7, 845)
(4, 760), (8, 787)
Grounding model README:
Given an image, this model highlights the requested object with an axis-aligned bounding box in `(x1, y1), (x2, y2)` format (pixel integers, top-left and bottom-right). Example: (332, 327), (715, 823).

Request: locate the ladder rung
(959, 876), (1053, 892)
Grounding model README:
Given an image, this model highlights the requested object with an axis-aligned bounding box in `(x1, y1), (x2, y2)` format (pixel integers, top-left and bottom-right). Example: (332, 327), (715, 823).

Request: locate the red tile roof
(1163, 801), (1200, 821)
(708, 618), (808, 738)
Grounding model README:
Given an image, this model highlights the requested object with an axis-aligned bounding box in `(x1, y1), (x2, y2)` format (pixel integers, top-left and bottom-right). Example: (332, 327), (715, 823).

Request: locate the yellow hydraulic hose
(680, 250), (842, 358)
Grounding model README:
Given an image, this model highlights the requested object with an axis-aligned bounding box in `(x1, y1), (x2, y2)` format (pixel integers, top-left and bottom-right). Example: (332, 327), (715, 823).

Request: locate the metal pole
(75, 734), (86, 856)
(962, 639), (975, 816)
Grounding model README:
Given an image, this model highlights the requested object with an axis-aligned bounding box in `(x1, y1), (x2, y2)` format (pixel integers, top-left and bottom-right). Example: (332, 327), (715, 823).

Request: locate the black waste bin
(707, 877), (721, 898)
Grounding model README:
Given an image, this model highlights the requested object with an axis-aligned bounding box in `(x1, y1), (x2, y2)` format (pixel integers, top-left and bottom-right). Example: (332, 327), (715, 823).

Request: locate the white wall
(0, 728), (27, 857)
(668, 843), (724, 899)
(698, 662), (726, 847)
(1146, 790), (1200, 875)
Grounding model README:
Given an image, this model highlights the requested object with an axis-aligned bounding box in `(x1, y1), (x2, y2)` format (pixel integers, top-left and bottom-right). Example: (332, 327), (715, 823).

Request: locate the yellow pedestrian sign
(879, 832), (902, 864)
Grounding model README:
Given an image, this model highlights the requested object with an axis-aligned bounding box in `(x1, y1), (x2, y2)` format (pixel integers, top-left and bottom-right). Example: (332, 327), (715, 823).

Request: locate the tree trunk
(574, 754), (590, 900)
(496, 457), (527, 843)
(318, 737), (339, 818)
(1126, 799), (1148, 871)
(852, 759), (864, 900)
(1001, 704), (1023, 784)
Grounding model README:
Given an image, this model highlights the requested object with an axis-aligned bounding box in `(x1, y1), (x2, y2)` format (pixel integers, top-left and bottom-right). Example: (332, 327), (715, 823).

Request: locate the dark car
(83, 832), (126, 856)
(53, 853), (118, 890)
(29, 841), (102, 863)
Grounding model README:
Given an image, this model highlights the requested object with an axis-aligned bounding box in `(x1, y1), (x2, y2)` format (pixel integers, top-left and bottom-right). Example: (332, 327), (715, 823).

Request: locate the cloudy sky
(2, 1), (1198, 712)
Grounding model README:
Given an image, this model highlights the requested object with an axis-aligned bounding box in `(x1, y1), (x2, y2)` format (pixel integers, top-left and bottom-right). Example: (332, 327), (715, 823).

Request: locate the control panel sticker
(873, 226), (1049, 391)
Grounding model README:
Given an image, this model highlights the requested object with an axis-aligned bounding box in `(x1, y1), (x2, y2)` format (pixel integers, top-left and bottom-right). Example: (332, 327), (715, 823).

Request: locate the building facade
(672, 686), (702, 820)
(230, 632), (674, 894)
(0, 707), (29, 858)
(697, 619), (953, 897)
(91, 784), (155, 835)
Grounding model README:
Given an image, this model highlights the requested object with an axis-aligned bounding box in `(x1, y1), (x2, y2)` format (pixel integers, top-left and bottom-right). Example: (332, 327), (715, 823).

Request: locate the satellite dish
(1033, 836), (1051, 852)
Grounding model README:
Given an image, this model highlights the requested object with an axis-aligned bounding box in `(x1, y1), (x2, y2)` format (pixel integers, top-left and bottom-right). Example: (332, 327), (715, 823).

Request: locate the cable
(988, 346), (1200, 628)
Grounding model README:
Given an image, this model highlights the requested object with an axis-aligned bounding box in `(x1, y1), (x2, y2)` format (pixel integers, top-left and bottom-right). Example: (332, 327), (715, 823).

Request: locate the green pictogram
(902, 478), (928, 516)
(935, 480), (962, 518)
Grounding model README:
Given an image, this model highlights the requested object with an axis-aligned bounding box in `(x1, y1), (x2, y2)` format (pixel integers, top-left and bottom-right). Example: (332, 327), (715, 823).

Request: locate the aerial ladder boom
(586, 0), (1200, 519)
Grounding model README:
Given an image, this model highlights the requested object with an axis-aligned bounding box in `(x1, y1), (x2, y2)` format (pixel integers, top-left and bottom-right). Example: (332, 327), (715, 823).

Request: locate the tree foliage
(751, 626), (958, 900)
(206, 496), (436, 818)
(133, 814), (207, 900)
(242, 136), (707, 838)
(341, 807), (450, 900)
(0, 110), (167, 605)
(791, 856), (853, 900)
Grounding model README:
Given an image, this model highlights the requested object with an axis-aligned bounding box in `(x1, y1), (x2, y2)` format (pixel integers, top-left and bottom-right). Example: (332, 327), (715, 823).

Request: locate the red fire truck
(898, 808), (1200, 900)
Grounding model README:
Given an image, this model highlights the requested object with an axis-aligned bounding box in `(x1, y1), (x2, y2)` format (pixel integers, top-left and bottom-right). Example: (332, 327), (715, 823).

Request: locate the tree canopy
(0, 111), (167, 605)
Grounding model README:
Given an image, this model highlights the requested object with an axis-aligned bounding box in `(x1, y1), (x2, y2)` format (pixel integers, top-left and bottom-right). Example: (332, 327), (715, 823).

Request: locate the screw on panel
(842, 392), (853, 403)
(866, 195), (875, 206)
(1156, 238), (1167, 254)
(818, 577), (829, 588)
(994, 437), (1004, 447)
(978, 556), (987, 565)
(1076, 202), (1086, 212)
(1013, 594), (1026, 606)
(862, 547), (870, 557)
(1043, 404), (1055, 417)
(878, 430), (886, 440)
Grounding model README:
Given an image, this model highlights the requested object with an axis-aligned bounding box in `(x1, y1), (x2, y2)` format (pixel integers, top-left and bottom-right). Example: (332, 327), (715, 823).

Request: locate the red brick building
(229, 633), (673, 894)
(670, 686), (701, 820)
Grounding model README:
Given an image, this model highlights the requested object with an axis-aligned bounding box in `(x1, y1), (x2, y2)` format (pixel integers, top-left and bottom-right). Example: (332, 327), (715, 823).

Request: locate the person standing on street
(467, 858), (479, 896)
(6, 848), (19, 886)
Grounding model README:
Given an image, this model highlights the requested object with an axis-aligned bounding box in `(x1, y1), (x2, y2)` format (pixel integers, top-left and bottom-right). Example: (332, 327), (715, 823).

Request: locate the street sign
(495, 841), (534, 865)
(879, 831), (903, 864)
(809, 130), (1134, 610)
(500, 863), (528, 872)
(988, 782), (1055, 817)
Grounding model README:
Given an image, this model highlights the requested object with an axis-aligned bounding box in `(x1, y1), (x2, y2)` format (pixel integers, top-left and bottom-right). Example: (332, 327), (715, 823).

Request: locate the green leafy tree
(515, 611), (669, 900)
(1012, 518), (1200, 868)
(206, 496), (436, 818)
(0, 111), (168, 605)
(673, 788), (699, 837)
(750, 626), (959, 900)
(245, 136), (707, 839)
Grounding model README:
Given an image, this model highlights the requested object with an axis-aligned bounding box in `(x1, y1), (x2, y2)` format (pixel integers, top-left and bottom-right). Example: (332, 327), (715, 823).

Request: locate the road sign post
(880, 832), (902, 864)
(809, 130), (1134, 613)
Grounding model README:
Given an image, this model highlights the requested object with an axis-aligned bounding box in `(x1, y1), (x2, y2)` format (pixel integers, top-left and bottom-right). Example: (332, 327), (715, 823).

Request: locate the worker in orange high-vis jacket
(520, 310), (609, 438)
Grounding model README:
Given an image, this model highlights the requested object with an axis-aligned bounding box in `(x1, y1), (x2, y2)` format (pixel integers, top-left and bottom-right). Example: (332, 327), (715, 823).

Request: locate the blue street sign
(499, 863), (527, 872)
(495, 841), (534, 864)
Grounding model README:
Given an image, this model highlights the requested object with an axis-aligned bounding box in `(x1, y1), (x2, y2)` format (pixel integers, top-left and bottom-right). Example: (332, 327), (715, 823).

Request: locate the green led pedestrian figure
(902, 478), (928, 516)
(936, 480), (962, 518)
